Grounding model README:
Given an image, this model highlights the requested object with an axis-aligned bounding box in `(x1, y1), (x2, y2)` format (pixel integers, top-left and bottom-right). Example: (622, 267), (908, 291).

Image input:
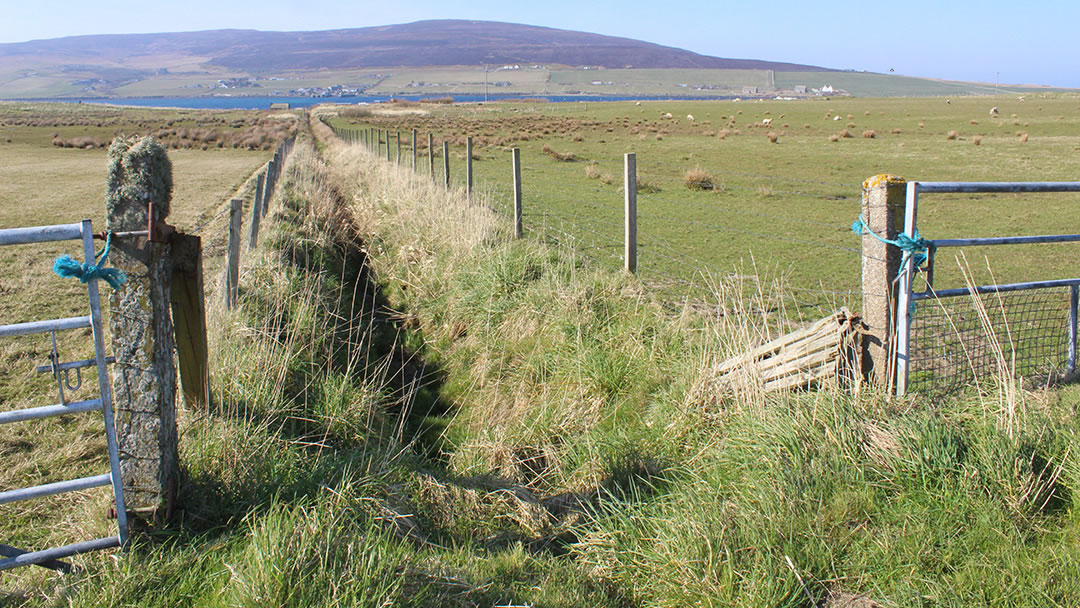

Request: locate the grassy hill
(2, 20), (1072, 100)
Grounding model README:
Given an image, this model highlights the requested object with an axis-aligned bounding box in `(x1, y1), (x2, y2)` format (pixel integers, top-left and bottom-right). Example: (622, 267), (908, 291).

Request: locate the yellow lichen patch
(862, 174), (906, 190)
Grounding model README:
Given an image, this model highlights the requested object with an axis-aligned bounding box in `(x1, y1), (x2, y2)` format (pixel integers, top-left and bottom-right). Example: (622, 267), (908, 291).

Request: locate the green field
(4, 100), (1080, 606)
(330, 94), (1080, 315)
(4, 60), (1074, 100)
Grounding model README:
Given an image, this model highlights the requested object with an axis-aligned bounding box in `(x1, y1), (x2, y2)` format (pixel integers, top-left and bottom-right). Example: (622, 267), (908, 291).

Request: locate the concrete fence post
(624, 153), (637, 274)
(860, 174), (906, 388)
(104, 136), (178, 516)
(512, 148), (523, 238)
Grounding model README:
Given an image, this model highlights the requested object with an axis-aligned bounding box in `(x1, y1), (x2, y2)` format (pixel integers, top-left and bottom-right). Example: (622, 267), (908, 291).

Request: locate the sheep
(833, 115), (841, 121)
(662, 112), (673, 119)
(761, 118), (772, 127)
(990, 106), (999, 117)
(946, 99), (951, 104)
(1019, 96), (1026, 102)
(686, 114), (695, 122)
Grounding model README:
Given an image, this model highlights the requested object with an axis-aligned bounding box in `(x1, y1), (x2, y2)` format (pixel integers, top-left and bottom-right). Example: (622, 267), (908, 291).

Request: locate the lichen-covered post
(105, 136), (178, 515)
(860, 174), (906, 388)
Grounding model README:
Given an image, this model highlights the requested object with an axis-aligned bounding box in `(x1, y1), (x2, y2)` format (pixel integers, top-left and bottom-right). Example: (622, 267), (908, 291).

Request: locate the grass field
(3, 100), (1080, 606)
(330, 94), (1080, 315)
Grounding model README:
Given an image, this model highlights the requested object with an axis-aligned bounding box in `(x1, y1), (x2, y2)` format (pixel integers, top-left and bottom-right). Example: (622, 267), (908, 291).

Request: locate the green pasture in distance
(334, 93), (1080, 314)
(371, 66), (551, 96)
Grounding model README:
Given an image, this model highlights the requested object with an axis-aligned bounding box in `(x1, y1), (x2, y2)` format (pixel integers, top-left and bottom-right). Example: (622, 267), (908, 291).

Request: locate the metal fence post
(1070, 285), (1078, 375)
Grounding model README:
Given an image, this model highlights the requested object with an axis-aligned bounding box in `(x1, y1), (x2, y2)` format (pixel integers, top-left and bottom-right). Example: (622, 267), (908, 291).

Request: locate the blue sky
(3, 0), (1077, 87)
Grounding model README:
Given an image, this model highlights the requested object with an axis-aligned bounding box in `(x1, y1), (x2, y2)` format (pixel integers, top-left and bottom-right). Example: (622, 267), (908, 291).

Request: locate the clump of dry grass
(766, 132), (779, 143)
(891, 128), (902, 135)
(828, 135), (840, 142)
(946, 130), (959, 140)
(584, 162), (614, 185)
(973, 135), (982, 146)
(541, 144), (577, 162)
(863, 130), (877, 139)
(636, 177), (661, 193)
(1019, 132), (1029, 142)
(970, 119), (979, 125)
(839, 129), (854, 139)
(683, 167), (715, 191)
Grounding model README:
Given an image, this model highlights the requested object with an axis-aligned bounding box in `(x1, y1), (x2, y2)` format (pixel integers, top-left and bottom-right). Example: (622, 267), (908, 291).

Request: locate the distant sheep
(990, 106), (999, 117)
(662, 112), (673, 119)
(761, 118), (773, 127)
(686, 114), (695, 122)
(1019, 96), (1026, 102)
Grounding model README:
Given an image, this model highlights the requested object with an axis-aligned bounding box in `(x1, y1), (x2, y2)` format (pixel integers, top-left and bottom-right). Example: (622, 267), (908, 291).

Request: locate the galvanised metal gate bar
(896, 181), (1080, 396)
(0, 219), (129, 571)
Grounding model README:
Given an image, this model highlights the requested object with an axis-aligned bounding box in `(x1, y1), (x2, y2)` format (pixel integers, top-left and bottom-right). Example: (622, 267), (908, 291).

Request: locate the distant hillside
(0, 20), (828, 73)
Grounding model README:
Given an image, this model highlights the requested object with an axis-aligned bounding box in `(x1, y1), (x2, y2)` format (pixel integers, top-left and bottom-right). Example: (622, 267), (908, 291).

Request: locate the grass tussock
(542, 144), (578, 162)
(684, 167), (716, 190)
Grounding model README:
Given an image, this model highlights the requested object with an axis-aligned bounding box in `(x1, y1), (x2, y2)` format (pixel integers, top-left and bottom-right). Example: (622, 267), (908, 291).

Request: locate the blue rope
(851, 215), (935, 278)
(53, 231), (127, 289)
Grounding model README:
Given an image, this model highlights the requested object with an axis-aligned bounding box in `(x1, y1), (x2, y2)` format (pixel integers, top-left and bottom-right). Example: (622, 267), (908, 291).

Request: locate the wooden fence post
(104, 135), (178, 515)
(253, 170), (264, 219)
(466, 136), (473, 202)
(428, 133), (435, 180)
(249, 175), (263, 250)
(512, 148), (523, 238)
(170, 234), (209, 411)
(386, 130), (392, 162)
(412, 129), (417, 170)
(396, 131), (401, 165)
(225, 198), (242, 309)
(443, 141), (450, 191)
(860, 174), (906, 388)
(263, 160), (275, 217)
(624, 153), (637, 273)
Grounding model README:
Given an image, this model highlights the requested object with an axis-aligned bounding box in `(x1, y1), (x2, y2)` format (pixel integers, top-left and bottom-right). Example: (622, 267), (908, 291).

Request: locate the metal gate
(896, 181), (1080, 396)
(0, 219), (129, 570)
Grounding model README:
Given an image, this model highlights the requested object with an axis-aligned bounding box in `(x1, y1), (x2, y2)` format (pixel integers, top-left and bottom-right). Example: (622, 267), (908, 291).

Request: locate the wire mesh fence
(909, 287), (1075, 397)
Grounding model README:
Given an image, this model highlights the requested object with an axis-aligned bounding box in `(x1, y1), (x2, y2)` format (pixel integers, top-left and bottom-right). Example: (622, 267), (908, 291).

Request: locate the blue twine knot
(53, 231), (127, 289)
(851, 215), (935, 278)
